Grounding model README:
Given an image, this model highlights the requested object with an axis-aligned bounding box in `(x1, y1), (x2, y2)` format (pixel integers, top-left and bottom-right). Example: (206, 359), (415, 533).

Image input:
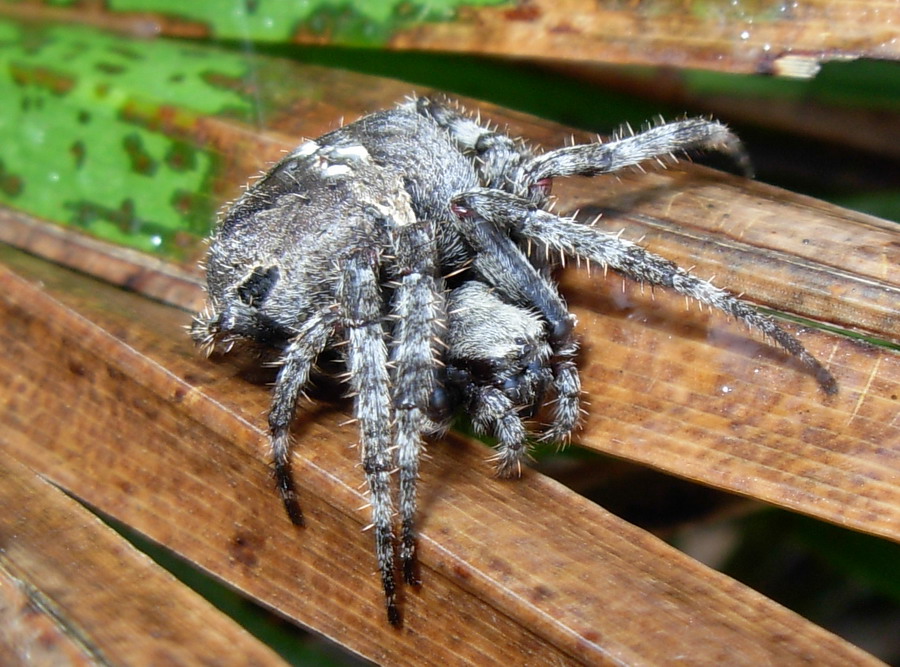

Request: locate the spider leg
(338, 249), (400, 626)
(518, 118), (751, 186)
(470, 385), (530, 478)
(268, 309), (339, 525)
(451, 197), (574, 346)
(451, 205), (586, 449)
(407, 96), (529, 190)
(454, 189), (838, 394)
(459, 204), (587, 445)
(387, 220), (447, 586)
(544, 356), (582, 445)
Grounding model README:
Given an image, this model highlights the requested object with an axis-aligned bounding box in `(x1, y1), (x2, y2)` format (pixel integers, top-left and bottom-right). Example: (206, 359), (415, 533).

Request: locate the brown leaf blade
(0, 218), (885, 662)
(567, 272), (900, 541)
(553, 170), (899, 340)
(0, 450), (286, 666)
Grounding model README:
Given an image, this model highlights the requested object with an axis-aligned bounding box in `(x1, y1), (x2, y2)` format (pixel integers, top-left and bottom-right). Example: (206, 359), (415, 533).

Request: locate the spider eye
(237, 265), (280, 307)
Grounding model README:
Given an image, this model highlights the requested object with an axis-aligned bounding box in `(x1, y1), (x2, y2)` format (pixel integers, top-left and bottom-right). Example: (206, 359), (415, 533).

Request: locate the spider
(191, 96), (837, 626)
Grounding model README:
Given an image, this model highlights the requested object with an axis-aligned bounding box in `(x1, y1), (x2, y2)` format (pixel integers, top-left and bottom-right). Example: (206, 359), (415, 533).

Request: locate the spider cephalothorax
(192, 96), (837, 625)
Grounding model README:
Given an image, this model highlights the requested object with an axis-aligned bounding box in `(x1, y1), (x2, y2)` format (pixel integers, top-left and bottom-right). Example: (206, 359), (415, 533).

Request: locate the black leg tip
(283, 498), (305, 526)
(387, 603), (402, 628)
(817, 368), (839, 396)
(402, 559), (421, 587)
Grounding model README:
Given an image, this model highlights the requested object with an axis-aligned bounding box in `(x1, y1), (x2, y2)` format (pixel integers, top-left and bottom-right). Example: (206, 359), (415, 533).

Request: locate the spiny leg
(407, 96), (529, 190)
(408, 95), (564, 283)
(451, 199), (586, 456)
(268, 310), (339, 525)
(387, 220), (446, 586)
(454, 189), (837, 394)
(544, 356), (582, 444)
(451, 200), (586, 450)
(450, 196), (574, 345)
(446, 280), (571, 463)
(519, 118), (751, 186)
(339, 250), (400, 626)
(470, 385), (530, 478)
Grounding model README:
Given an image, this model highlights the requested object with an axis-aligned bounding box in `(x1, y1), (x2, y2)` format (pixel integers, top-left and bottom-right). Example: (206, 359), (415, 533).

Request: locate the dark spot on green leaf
(107, 45), (144, 61)
(201, 70), (251, 96)
(77, 109), (91, 124)
(70, 140), (86, 168)
(65, 197), (173, 243)
(165, 140), (197, 172)
(8, 63), (75, 95)
(20, 97), (33, 111)
(95, 61), (127, 75)
(295, 2), (469, 45)
(0, 160), (24, 197)
(122, 133), (158, 176)
(66, 198), (138, 232)
(170, 188), (214, 234)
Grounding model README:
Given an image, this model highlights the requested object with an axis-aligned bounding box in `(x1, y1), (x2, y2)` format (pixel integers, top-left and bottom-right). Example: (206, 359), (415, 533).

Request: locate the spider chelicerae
(191, 95), (837, 625)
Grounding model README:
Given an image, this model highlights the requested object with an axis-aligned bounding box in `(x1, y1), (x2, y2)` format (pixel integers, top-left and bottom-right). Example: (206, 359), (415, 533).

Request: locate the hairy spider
(191, 96), (837, 626)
